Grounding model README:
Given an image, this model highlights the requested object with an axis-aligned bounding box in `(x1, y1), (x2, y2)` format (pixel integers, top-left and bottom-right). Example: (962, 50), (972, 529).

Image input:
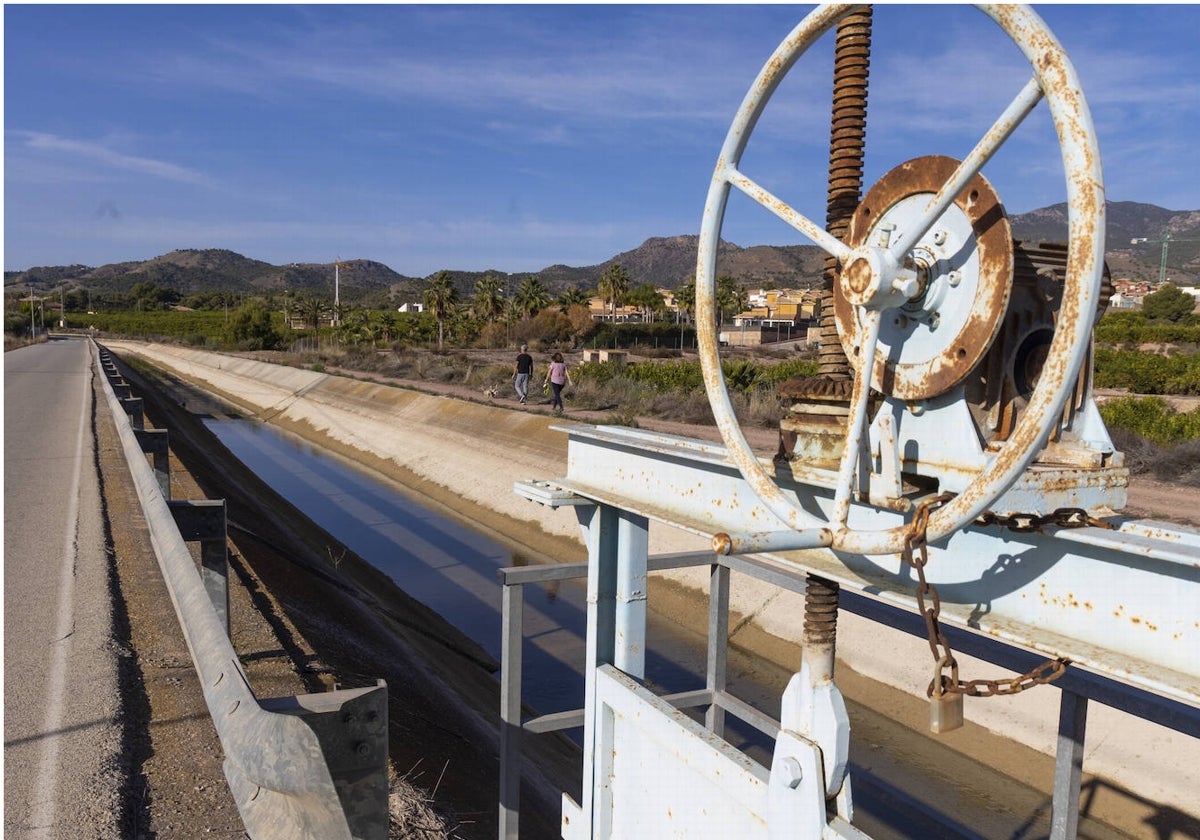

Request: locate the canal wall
(104, 340), (1198, 824)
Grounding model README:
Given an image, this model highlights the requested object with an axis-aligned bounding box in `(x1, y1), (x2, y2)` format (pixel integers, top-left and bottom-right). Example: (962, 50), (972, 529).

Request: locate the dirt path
(312, 356), (1200, 529)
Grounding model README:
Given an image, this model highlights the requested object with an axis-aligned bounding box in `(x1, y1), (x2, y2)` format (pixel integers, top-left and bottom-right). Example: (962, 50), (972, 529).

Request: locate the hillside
(5, 249), (421, 302)
(1011, 202), (1200, 286)
(5, 202), (1197, 301)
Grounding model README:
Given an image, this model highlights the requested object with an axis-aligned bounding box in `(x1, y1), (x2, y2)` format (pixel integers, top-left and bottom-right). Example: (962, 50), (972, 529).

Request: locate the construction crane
(1130, 232), (1200, 285)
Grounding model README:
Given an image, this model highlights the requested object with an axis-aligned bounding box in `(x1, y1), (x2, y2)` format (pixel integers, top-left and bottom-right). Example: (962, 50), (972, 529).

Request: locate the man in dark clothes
(513, 344), (533, 404)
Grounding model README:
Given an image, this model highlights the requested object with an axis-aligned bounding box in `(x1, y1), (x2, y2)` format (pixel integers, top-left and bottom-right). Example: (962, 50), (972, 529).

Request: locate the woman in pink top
(544, 351), (572, 414)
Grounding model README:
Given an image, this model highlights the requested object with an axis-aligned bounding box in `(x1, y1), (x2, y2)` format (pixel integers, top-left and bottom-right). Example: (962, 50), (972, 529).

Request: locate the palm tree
(557, 286), (591, 312)
(473, 273), (506, 322)
(336, 305), (370, 346)
(628, 282), (664, 323)
(674, 278), (696, 324)
(514, 275), (551, 318)
(295, 294), (328, 332)
(716, 275), (748, 328)
(598, 264), (631, 321)
(366, 309), (394, 345)
(423, 271), (459, 350)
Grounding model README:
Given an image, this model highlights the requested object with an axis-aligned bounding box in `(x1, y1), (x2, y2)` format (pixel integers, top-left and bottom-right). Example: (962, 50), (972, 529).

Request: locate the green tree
(674, 277), (696, 323)
(473, 273), (506, 322)
(598, 264), (631, 321)
(557, 286), (591, 312)
(128, 280), (180, 311)
(336, 305), (371, 346)
(368, 309), (397, 344)
(514, 275), (552, 318)
(223, 300), (282, 350)
(1142, 284), (1196, 324)
(423, 271), (459, 350)
(295, 295), (328, 331)
(627, 283), (665, 323)
(716, 276), (748, 327)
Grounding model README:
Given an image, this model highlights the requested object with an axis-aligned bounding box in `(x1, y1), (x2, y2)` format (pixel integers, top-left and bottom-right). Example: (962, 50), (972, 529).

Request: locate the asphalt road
(4, 337), (126, 838)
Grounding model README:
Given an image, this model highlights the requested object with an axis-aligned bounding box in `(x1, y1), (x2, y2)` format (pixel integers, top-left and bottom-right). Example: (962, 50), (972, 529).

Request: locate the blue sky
(5, 4), (1198, 278)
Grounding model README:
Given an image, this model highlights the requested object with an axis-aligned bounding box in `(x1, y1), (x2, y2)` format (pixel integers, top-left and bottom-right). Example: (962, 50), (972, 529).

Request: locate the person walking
(543, 351), (572, 414)
(512, 344), (533, 404)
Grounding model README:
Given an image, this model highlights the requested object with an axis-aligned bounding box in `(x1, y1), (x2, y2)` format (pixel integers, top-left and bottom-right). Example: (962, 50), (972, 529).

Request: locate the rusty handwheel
(696, 4), (1105, 557)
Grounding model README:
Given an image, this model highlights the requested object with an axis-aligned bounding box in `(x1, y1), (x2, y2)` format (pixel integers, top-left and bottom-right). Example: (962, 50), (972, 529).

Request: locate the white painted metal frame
(695, 4), (1107, 555)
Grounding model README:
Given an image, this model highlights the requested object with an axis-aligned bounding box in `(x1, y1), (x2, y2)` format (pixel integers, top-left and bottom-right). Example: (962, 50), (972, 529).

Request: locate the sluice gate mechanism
(508, 5), (1199, 839)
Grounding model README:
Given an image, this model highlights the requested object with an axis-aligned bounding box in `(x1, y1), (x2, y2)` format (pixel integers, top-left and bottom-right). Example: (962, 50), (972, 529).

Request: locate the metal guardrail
(94, 341), (389, 839)
(497, 548), (1200, 839)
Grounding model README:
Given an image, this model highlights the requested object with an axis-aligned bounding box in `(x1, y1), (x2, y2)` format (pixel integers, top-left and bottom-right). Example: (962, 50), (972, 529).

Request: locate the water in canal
(202, 417), (711, 720)
(202, 416), (1093, 840)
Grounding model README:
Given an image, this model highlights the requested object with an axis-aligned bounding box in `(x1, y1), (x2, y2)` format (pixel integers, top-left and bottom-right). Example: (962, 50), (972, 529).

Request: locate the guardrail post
(257, 681), (391, 839)
(121, 396), (145, 430)
(168, 499), (230, 638)
(498, 577), (524, 839)
(1050, 690), (1088, 840)
(134, 428), (171, 499)
(706, 563), (730, 737)
(111, 381), (132, 398)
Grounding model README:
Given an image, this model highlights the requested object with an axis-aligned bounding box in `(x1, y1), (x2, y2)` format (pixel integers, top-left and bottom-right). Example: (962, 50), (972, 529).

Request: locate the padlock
(930, 689), (964, 733)
(929, 659), (964, 734)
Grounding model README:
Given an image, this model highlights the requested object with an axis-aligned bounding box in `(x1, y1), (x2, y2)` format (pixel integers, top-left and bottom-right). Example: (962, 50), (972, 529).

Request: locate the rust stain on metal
(837, 155), (1014, 400)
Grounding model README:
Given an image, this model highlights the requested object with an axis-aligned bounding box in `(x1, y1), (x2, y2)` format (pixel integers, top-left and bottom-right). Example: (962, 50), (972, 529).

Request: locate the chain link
(975, 506), (1115, 533)
(906, 495), (1070, 698)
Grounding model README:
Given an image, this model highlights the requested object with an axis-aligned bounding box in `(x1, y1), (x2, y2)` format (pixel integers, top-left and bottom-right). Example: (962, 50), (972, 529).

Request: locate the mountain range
(5, 202), (1198, 303)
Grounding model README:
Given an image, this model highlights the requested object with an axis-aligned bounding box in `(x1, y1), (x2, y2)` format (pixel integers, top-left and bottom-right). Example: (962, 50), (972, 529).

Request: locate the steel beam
(557, 424), (1200, 708)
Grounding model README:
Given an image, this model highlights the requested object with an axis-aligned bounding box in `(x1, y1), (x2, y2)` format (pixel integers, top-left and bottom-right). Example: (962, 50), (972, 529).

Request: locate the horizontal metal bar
(555, 424), (1200, 707)
(839, 589), (1200, 738)
(712, 690), (782, 740)
(498, 551), (717, 587)
(513, 479), (594, 508)
(659, 688), (714, 710)
(524, 708), (585, 734)
(498, 562), (588, 586)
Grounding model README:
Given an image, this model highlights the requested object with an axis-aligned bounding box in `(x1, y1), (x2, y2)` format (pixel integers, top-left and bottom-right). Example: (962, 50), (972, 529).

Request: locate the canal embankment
(103, 339), (1200, 835)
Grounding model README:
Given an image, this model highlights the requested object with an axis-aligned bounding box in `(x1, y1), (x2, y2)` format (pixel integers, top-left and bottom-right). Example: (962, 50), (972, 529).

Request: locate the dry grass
(387, 763), (458, 839)
(1110, 427), (1200, 487)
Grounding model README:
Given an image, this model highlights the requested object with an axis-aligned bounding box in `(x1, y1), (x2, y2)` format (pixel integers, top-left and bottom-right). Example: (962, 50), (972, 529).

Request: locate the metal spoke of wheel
(830, 309), (881, 529)
(724, 166), (852, 261)
(889, 75), (1046, 264)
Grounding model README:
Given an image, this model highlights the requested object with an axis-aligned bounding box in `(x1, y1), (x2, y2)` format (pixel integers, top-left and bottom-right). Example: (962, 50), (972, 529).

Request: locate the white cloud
(10, 131), (211, 186)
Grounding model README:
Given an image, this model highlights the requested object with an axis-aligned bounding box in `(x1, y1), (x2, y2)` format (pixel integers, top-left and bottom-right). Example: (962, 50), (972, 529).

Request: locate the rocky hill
(5, 202), (1197, 301)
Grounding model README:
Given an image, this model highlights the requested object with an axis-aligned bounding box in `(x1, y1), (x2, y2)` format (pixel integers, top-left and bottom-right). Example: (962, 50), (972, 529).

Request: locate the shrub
(1094, 347), (1200, 395)
(1151, 439), (1200, 486)
(1099, 395), (1200, 447)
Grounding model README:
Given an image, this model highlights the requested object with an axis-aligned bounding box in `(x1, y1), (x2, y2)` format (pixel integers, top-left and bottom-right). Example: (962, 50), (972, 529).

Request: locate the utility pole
(1131, 233), (1200, 285)
(334, 258), (343, 326)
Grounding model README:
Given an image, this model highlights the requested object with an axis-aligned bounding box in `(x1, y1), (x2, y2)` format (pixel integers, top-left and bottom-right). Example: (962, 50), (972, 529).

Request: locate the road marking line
(30, 354), (91, 837)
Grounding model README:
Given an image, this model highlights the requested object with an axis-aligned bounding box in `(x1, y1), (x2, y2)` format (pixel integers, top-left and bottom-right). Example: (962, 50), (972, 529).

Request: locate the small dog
(482, 384), (500, 399)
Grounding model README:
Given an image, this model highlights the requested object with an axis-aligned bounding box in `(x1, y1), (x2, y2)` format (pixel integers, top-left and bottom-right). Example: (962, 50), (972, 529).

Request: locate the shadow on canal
(203, 417), (732, 726)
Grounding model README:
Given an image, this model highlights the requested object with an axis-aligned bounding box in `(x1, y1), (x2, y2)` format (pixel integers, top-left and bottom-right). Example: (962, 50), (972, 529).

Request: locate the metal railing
(497, 546), (1200, 839)
(95, 342), (389, 839)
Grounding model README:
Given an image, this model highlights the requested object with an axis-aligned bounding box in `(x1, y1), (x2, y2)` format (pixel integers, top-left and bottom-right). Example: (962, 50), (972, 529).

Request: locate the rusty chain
(976, 506), (1115, 533)
(906, 494), (1071, 698)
